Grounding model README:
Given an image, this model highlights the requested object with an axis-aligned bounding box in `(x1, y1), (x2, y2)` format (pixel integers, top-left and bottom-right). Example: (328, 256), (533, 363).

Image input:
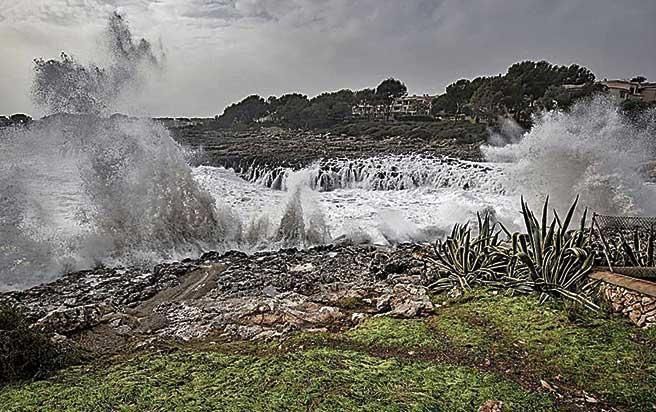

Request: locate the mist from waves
(31, 12), (163, 116)
(483, 96), (656, 216)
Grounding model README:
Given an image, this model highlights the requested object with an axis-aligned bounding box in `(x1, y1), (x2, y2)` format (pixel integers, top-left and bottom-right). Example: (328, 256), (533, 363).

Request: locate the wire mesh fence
(592, 213), (656, 279)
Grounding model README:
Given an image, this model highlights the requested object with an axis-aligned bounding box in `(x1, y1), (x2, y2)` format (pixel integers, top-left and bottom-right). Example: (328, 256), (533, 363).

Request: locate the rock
(384, 284), (434, 318)
(351, 312), (369, 324)
(478, 400), (504, 412)
(1, 243), (446, 348)
(50, 333), (67, 344)
(289, 263), (314, 273)
(35, 304), (113, 334)
(262, 285), (279, 297)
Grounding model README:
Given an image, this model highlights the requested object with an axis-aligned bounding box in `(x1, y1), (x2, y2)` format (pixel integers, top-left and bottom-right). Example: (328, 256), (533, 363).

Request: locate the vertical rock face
(599, 283), (656, 328)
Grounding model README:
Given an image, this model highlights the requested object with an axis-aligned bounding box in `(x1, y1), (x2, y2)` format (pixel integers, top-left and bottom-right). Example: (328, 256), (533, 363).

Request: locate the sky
(1, 0), (655, 117)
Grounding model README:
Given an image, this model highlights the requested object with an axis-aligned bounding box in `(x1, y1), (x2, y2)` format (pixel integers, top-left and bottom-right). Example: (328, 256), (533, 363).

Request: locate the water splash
(245, 155), (505, 193)
(31, 12), (162, 115)
(484, 96), (656, 215)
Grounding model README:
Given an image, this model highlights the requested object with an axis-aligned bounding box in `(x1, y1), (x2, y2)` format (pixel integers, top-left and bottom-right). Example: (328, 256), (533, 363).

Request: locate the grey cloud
(1, 0), (655, 116)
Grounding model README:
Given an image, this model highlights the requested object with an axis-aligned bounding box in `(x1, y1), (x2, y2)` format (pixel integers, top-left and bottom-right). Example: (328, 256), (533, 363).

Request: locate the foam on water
(193, 163), (518, 247)
(245, 155), (505, 193)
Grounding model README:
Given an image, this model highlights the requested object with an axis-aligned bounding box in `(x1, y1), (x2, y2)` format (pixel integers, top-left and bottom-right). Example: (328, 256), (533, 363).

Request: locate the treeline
(0, 114), (32, 128)
(215, 60), (606, 130)
(215, 78), (407, 129)
(432, 61), (600, 127)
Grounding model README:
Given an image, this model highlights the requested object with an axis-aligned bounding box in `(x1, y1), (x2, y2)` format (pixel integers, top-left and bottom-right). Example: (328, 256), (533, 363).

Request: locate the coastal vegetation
(0, 305), (79, 385)
(1, 292), (654, 411)
(428, 197), (598, 310)
(214, 60), (603, 130)
(2, 198), (655, 410)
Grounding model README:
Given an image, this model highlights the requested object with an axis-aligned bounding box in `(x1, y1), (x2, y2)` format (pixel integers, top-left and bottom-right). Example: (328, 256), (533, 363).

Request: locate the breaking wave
(244, 155), (505, 193)
(31, 12), (163, 115)
(484, 96), (656, 215)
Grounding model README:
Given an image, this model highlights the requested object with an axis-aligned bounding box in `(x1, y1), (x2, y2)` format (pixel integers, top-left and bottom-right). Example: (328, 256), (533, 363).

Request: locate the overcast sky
(1, 0), (655, 117)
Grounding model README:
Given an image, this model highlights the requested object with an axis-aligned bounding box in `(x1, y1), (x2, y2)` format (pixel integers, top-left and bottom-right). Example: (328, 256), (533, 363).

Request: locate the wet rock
(35, 304), (113, 334)
(1, 244), (445, 347)
(377, 284), (434, 318)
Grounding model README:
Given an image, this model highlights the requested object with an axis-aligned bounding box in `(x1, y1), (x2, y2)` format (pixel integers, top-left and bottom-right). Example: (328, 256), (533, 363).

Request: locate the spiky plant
(428, 212), (510, 292)
(511, 196), (598, 310)
(428, 196), (599, 310)
(600, 228), (655, 268)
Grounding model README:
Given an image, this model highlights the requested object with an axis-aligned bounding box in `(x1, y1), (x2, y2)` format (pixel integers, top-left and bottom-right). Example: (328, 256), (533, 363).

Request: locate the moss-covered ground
(1, 291), (654, 411)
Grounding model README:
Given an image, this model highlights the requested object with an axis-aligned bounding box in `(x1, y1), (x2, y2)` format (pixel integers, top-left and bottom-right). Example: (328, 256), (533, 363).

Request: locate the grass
(427, 292), (656, 410)
(0, 348), (552, 412)
(1, 292), (654, 411)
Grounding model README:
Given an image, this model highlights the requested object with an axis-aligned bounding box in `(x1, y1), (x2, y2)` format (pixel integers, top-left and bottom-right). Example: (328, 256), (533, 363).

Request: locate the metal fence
(592, 213), (656, 279)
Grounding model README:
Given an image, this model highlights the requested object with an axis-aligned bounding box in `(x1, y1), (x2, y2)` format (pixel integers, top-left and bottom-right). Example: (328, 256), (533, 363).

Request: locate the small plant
(0, 305), (78, 384)
(429, 212), (510, 292)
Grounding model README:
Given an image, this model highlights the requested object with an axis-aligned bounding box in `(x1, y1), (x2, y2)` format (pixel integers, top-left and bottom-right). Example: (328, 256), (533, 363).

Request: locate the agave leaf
(633, 229), (641, 265)
(649, 229), (654, 267)
(621, 236), (640, 266)
(498, 221), (512, 238)
(560, 195), (579, 236)
(541, 195), (549, 240)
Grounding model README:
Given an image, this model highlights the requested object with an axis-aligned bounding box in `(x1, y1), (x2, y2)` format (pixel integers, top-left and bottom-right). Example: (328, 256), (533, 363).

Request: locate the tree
(215, 95), (268, 127)
(354, 88), (375, 104)
(9, 114), (32, 125)
(375, 78), (407, 101)
(631, 76), (647, 84)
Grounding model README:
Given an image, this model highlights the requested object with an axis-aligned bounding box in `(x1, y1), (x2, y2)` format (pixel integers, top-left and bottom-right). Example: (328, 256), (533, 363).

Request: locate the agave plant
(428, 196), (599, 310)
(598, 227), (655, 268)
(428, 212), (510, 292)
(509, 196), (598, 310)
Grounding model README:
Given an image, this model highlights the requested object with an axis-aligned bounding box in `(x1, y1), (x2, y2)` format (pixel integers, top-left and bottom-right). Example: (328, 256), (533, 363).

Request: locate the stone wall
(599, 282), (656, 328)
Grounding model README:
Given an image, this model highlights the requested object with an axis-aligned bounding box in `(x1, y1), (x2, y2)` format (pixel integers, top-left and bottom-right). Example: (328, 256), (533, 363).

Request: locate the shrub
(0, 305), (78, 384)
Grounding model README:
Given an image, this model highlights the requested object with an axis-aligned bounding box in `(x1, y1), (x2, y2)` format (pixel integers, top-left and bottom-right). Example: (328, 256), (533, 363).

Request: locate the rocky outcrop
(172, 125), (484, 172)
(1, 245), (442, 351)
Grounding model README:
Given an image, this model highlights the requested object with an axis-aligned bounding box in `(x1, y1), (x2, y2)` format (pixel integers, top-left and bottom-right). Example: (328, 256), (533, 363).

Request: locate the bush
(0, 305), (78, 384)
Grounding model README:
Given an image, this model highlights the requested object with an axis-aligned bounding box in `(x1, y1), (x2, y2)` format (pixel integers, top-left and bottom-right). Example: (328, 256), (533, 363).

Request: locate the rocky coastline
(171, 121), (487, 173)
(1, 244), (437, 353)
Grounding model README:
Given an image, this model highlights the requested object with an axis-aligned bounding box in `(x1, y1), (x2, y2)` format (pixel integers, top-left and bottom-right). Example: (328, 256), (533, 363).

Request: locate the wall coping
(590, 270), (656, 298)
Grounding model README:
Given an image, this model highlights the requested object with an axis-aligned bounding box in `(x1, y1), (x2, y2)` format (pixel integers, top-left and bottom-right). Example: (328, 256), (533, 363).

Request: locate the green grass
(345, 317), (442, 351)
(2, 292), (654, 411)
(428, 292), (656, 410)
(0, 348), (552, 412)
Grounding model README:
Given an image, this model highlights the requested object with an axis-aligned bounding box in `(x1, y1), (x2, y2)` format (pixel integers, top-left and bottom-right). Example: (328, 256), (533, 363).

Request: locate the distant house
(390, 95), (434, 117)
(351, 103), (388, 119)
(352, 94), (435, 120)
(600, 79), (656, 103)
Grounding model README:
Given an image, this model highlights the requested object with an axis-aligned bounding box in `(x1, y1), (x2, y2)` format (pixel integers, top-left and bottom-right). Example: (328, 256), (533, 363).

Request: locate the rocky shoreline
(1, 244), (440, 353)
(171, 122), (487, 172)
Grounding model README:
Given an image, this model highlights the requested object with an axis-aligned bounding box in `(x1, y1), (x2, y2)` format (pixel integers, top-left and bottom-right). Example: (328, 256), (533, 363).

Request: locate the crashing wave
(243, 155), (506, 193)
(484, 96), (656, 216)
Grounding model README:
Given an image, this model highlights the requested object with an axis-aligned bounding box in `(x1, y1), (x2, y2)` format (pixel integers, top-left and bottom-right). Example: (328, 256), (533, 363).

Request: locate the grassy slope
(1, 292), (654, 411)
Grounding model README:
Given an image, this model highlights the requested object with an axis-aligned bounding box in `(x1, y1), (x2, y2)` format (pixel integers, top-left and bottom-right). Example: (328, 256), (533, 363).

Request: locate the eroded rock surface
(1, 244), (442, 351)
